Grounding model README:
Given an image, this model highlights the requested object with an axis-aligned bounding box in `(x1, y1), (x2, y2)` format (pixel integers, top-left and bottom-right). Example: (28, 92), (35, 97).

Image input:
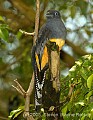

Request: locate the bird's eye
(55, 12), (58, 16)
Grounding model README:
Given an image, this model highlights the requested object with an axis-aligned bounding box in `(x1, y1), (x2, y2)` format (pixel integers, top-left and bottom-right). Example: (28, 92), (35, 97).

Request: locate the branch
(68, 84), (75, 97)
(19, 29), (35, 36)
(58, 84), (75, 108)
(24, 0), (40, 118)
(12, 79), (26, 96)
(12, 0), (40, 119)
(60, 50), (75, 68)
(66, 39), (88, 56)
(33, 0), (40, 44)
(23, 73), (34, 118)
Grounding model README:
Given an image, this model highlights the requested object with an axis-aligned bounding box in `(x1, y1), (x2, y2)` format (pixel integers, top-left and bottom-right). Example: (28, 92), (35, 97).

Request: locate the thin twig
(14, 79), (26, 94)
(12, 85), (24, 96)
(33, 0), (40, 44)
(24, 0), (40, 119)
(68, 84), (75, 97)
(19, 29), (35, 36)
(12, 79), (26, 96)
(58, 84), (75, 108)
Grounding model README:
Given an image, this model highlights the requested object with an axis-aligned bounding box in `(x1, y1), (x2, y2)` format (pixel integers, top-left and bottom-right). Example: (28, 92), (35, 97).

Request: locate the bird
(31, 9), (67, 111)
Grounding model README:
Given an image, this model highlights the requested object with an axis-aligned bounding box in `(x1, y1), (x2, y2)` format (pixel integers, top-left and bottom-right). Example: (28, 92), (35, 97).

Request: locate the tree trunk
(43, 43), (64, 120)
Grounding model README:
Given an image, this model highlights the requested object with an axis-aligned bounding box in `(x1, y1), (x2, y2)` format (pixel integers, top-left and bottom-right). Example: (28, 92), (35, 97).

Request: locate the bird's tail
(31, 46), (47, 111)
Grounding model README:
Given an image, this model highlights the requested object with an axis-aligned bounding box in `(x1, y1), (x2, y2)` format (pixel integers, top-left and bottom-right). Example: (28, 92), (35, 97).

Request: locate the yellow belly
(50, 38), (65, 50)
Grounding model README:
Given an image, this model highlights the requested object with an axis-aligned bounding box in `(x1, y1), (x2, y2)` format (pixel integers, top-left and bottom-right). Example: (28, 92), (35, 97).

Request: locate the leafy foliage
(61, 54), (93, 120)
(8, 106), (24, 120)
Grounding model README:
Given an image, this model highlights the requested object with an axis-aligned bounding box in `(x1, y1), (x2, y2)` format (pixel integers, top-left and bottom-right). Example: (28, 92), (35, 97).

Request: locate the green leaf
(86, 91), (93, 101)
(0, 16), (4, 21)
(13, 110), (23, 119)
(62, 105), (67, 115)
(81, 115), (86, 120)
(75, 101), (85, 106)
(8, 106), (24, 119)
(1, 29), (9, 41)
(75, 60), (82, 66)
(16, 30), (23, 39)
(0, 28), (9, 42)
(69, 65), (76, 72)
(80, 67), (88, 80)
(90, 109), (93, 119)
(8, 109), (21, 119)
(0, 24), (9, 29)
(87, 74), (93, 89)
(83, 54), (92, 61)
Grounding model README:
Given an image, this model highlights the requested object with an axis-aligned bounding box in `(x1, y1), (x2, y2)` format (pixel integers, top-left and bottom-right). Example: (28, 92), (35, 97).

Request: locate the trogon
(31, 9), (66, 111)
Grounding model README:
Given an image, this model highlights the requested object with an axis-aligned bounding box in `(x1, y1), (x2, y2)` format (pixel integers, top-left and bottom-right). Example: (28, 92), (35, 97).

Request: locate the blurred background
(0, 0), (93, 119)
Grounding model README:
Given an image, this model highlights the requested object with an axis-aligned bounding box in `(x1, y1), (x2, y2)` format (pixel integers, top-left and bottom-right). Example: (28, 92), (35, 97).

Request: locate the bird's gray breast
(46, 19), (66, 40)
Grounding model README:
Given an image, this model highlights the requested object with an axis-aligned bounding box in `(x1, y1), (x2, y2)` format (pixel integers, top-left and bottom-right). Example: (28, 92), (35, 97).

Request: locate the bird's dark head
(46, 10), (61, 19)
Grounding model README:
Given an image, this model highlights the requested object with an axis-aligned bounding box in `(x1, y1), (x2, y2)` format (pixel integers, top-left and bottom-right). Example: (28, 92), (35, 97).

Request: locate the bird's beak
(46, 12), (53, 18)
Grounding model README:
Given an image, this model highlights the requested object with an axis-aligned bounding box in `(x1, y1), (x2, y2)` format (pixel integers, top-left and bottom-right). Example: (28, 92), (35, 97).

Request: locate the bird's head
(46, 10), (61, 19)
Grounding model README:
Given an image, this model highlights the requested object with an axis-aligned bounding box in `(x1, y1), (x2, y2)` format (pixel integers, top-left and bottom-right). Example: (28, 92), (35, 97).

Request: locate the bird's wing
(34, 25), (51, 71)
(31, 26), (51, 110)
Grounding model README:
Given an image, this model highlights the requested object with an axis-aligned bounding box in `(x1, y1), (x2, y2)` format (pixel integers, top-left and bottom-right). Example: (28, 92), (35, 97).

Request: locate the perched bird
(31, 9), (66, 111)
